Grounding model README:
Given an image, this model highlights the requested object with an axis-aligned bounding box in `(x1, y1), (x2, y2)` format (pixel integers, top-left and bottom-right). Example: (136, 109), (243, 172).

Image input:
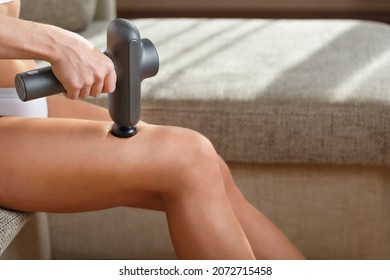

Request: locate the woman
(0, 0), (305, 260)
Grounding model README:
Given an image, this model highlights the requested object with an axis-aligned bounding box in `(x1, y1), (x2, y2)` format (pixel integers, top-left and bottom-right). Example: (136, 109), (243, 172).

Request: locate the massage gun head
(105, 19), (159, 138)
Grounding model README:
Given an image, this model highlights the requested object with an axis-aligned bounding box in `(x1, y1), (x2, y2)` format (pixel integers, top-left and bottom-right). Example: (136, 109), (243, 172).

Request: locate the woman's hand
(49, 29), (116, 99)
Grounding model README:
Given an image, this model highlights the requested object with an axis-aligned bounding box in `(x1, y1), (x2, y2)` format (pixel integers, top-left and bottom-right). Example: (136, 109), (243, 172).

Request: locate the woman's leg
(218, 159), (305, 259)
(0, 116), (255, 260)
(0, 55), (256, 259)
(46, 96), (305, 260)
(0, 45), (301, 258)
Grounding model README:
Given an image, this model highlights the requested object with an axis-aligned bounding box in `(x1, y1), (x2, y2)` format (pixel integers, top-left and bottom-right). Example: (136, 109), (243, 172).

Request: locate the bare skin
(0, 0), (305, 260)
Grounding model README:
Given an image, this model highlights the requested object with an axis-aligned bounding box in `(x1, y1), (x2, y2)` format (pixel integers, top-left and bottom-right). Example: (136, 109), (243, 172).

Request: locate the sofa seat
(135, 18), (390, 166)
(2, 17), (390, 259)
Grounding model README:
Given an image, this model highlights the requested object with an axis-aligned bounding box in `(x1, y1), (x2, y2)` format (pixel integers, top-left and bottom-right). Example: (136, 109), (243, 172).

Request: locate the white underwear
(0, 88), (48, 118)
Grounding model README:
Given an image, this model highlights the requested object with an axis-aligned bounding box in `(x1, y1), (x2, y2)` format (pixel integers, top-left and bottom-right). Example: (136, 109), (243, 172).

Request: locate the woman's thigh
(0, 117), (200, 213)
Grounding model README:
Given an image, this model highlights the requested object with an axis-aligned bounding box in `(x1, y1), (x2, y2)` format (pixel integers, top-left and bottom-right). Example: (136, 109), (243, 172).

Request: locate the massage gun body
(15, 19), (159, 138)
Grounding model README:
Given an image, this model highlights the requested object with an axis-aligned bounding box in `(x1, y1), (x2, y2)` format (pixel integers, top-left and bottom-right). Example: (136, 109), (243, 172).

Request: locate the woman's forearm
(0, 15), (58, 61)
(0, 15), (94, 64)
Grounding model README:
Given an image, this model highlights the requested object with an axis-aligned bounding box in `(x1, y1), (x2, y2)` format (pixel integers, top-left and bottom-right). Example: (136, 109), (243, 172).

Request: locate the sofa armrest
(0, 209), (31, 256)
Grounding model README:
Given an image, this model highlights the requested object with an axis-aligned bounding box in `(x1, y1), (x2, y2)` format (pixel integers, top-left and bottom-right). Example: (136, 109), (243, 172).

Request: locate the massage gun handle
(15, 66), (65, 101)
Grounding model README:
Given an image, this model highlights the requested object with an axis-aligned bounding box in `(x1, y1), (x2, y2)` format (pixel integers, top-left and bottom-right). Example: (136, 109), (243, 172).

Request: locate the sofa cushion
(117, 18), (389, 166)
(20, 0), (97, 32)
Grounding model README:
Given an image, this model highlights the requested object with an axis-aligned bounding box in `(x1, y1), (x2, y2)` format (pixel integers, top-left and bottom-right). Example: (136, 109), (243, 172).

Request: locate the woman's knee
(152, 126), (224, 195)
(75, 123), (226, 200)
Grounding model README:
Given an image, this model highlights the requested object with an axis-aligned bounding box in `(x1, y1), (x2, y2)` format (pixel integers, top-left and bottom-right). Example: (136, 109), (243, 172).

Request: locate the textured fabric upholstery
(0, 210), (30, 256)
(20, 0), (97, 32)
(0, 213), (51, 259)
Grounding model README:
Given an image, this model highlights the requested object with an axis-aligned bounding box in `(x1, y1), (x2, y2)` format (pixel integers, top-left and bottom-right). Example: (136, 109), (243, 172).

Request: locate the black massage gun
(15, 19), (159, 138)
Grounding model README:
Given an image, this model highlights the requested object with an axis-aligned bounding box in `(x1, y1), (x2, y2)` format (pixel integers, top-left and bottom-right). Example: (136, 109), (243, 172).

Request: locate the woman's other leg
(219, 158), (305, 259)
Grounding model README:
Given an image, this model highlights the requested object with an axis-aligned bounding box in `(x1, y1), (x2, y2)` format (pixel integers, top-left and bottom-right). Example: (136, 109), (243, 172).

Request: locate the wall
(116, 0), (390, 23)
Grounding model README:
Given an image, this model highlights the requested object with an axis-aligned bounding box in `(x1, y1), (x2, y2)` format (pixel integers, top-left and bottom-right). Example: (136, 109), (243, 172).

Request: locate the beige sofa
(1, 0), (390, 260)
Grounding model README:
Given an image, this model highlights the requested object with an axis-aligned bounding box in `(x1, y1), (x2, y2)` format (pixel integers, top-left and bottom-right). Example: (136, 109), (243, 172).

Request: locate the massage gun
(15, 19), (159, 138)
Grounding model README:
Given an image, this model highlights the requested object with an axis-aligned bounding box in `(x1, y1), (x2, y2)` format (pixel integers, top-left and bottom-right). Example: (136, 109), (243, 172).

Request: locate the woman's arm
(0, 14), (116, 98)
